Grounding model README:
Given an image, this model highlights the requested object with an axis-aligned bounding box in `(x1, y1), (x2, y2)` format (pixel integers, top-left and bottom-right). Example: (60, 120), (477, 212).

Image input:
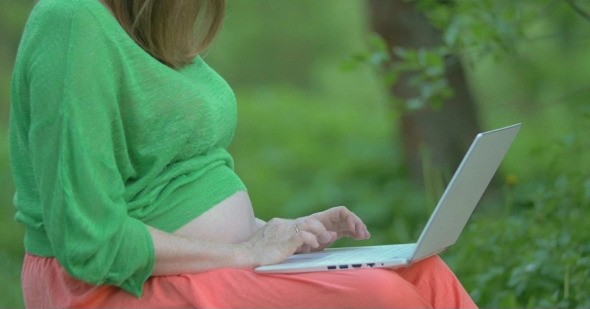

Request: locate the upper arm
(16, 1), (154, 296)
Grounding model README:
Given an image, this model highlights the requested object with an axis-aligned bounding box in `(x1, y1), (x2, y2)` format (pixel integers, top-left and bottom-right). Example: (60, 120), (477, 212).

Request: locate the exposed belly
(173, 191), (257, 243)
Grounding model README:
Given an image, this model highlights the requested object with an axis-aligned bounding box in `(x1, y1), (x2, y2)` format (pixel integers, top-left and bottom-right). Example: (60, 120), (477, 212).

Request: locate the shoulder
(14, 0), (130, 95)
(31, 0), (106, 18)
(26, 0), (113, 37)
(30, 0), (77, 21)
(18, 0), (124, 67)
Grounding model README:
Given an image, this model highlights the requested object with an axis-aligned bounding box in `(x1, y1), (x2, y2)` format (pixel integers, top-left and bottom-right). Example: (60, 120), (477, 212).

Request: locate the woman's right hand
(239, 218), (324, 267)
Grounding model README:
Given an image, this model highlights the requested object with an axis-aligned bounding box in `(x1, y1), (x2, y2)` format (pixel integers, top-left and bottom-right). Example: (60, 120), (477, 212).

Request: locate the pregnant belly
(173, 191), (257, 243)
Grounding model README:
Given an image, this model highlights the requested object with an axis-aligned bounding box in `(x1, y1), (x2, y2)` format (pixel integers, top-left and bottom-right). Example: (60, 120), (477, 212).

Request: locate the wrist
(234, 241), (256, 269)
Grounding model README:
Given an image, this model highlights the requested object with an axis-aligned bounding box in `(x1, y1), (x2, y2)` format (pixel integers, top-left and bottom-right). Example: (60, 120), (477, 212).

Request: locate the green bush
(446, 130), (590, 308)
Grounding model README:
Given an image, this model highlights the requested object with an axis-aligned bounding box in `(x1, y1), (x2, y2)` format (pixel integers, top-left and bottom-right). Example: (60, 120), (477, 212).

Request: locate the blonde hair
(101, 0), (226, 68)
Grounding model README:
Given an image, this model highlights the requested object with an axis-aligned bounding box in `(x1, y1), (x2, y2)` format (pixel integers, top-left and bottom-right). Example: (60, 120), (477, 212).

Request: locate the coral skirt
(22, 253), (476, 308)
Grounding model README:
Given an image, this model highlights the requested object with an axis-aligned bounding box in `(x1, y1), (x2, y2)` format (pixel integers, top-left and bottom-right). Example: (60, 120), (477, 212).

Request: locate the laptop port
(351, 264), (362, 268)
(339, 265), (349, 269)
(367, 263), (375, 267)
(327, 265), (337, 270)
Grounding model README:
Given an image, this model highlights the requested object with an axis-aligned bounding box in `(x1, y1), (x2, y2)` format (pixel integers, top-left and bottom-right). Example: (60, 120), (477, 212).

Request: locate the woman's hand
(295, 206), (370, 253)
(241, 206), (369, 267)
(239, 218), (321, 267)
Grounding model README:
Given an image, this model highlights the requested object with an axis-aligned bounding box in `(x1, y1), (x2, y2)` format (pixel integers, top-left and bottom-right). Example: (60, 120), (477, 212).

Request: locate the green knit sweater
(9, 0), (246, 297)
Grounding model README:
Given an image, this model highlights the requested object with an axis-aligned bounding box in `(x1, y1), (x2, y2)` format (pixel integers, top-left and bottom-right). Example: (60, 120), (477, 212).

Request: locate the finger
(328, 231), (338, 242)
(350, 212), (369, 239)
(345, 212), (356, 235)
(330, 206), (356, 233)
(355, 222), (365, 240)
(299, 218), (332, 244)
(312, 206), (352, 231)
(315, 231), (338, 251)
(338, 208), (369, 239)
(332, 209), (366, 240)
(296, 244), (312, 254)
(315, 207), (355, 237)
(358, 217), (370, 239)
(298, 231), (320, 248)
(318, 206), (347, 226)
(314, 206), (370, 240)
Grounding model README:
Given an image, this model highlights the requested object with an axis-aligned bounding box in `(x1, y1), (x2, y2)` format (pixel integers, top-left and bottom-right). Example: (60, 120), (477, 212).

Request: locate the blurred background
(1, 0), (589, 307)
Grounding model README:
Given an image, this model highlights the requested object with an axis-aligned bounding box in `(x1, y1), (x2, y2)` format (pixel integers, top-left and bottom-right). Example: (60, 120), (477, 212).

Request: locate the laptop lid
(411, 123), (521, 261)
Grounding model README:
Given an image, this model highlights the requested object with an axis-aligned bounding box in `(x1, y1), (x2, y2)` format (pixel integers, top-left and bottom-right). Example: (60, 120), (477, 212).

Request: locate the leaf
(425, 65), (444, 77)
(383, 69), (400, 85)
(406, 97), (424, 110)
(424, 50), (444, 67)
(368, 51), (389, 66)
(417, 49), (428, 66)
(352, 52), (369, 62)
(443, 18), (461, 47)
(499, 292), (520, 308)
(368, 33), (388, 53)
(430, 97), (443, 110)
(392, 46), (409, 59)
(340, 59), (359, 72)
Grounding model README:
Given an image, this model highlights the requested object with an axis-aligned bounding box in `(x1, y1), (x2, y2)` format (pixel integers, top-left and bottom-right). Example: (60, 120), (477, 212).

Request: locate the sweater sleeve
(24, 2), (154, 296)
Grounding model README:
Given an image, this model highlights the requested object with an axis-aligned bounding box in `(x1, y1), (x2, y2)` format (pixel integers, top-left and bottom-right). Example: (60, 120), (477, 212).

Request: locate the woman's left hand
(293, 206), (370, 253)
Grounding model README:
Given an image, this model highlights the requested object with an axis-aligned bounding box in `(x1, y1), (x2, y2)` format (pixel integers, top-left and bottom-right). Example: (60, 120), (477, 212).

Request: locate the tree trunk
(368, 0), (482, 185)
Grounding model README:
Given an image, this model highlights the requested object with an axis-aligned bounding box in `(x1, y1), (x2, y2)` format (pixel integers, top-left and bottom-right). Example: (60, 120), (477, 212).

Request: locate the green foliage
(342, 34), (453, 111)
(0, 250), (24, 308)
(1, 0), (590, 308)
(343, 0), (590, 112)
(340, 0), (590, 308)
(448, 145), (590, 308)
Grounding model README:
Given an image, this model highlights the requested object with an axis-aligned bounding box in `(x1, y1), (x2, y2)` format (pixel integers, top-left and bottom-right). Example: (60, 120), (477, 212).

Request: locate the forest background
(1, 0), (589, 308)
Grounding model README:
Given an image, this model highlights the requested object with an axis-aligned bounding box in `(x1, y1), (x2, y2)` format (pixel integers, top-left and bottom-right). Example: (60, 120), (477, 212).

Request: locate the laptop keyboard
(284, 244), (417, 266)
(319, 244), (416, 264)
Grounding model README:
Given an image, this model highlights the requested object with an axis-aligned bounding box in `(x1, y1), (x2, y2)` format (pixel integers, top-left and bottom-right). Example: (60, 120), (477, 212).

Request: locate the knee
(413, 255), (449, 272)
(396, 255), (455, 284)
(350, 269), (429, 307)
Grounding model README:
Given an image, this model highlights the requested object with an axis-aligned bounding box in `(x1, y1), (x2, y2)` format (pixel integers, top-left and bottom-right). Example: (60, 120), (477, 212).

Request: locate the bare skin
(147, 191), (370, 276)
(173, 191), (258, 244)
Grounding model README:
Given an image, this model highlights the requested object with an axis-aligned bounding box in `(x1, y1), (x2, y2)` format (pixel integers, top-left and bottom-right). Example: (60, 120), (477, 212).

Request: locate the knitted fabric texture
(10, 0), (245, 296)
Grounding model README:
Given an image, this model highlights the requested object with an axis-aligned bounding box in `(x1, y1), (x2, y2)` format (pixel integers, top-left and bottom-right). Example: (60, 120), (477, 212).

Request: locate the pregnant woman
(9, 0), (477, 308)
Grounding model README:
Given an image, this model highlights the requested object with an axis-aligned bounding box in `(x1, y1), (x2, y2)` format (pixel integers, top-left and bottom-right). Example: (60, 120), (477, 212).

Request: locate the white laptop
(255, 123), (521, 274)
